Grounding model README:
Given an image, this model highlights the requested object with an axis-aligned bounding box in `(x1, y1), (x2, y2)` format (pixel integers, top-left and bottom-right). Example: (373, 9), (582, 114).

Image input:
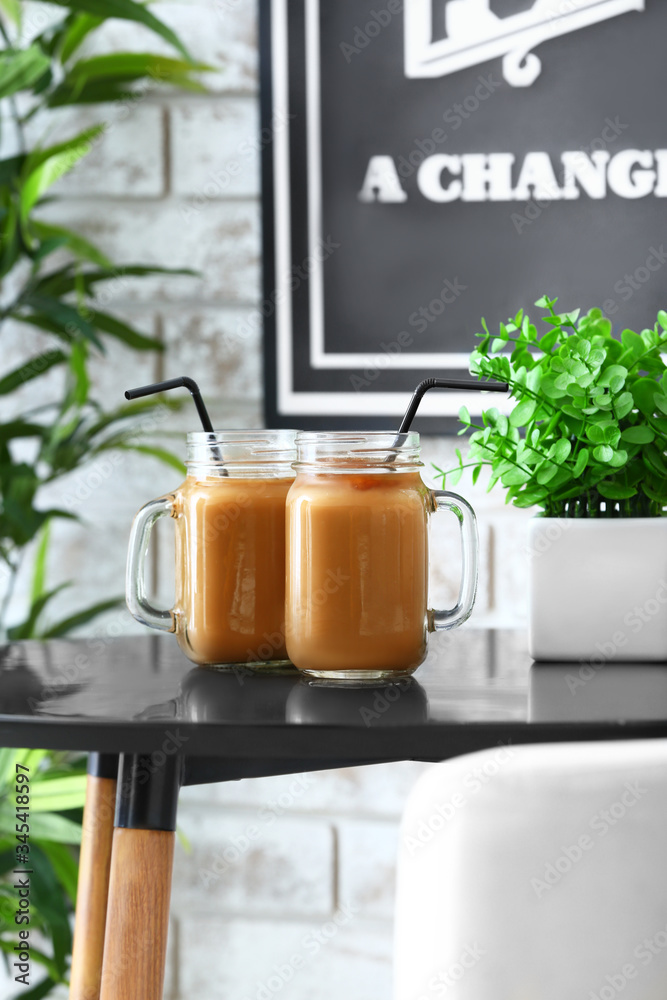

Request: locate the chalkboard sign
(261, 0), (665, 433)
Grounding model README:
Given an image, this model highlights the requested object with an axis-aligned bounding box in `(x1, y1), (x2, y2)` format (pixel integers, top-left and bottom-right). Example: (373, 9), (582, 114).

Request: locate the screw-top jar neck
(294, 431), (422, 473)
(186, 430), (297, 478)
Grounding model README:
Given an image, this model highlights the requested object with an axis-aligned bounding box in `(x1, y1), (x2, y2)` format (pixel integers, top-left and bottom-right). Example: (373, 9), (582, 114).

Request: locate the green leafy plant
(436, 296), (667, 518)
(0, 0), (209, 638)
(0, 747), (87, 999)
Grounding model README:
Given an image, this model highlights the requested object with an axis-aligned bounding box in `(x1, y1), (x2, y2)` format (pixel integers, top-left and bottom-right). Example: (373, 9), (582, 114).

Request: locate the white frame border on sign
(272, 0), (499, 419)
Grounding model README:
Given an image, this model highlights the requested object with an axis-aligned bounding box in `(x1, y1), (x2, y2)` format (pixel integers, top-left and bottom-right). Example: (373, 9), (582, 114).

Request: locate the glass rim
(186, 429), (299, 442)
(294, 430), (422, 471)
(295, 431), (420, 445)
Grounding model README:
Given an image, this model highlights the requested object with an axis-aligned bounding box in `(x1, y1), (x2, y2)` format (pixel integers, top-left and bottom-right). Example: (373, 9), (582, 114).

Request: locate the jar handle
(126, 495), (176, 633)
(428, 490), (478, 632)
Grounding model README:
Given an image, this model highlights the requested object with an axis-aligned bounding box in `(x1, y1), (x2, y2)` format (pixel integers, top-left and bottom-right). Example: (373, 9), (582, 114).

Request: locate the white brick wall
(2, 4), (536, 996)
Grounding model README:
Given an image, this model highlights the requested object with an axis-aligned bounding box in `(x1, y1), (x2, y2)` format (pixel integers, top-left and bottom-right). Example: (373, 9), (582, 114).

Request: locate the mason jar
(285, 431), (478, 680)
(126, 429), (296, 667)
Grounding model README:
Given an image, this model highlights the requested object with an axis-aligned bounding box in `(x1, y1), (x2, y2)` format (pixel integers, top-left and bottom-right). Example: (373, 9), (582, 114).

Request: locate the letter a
(358, 156), (408, 203)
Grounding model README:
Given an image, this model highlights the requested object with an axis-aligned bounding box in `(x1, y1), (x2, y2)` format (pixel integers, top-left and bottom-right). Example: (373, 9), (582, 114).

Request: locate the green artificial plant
(436, 296), (667, 518)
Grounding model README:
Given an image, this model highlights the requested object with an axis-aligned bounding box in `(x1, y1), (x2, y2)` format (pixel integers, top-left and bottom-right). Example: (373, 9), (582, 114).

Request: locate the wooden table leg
(70, 754), (118, 1000)
(99, 752), (181, 1000)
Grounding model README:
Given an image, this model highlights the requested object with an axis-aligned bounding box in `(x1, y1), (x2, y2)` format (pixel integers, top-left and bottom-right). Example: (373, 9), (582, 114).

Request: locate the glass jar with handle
(285, 431), (478, 680)
(126, 429), (297, 667)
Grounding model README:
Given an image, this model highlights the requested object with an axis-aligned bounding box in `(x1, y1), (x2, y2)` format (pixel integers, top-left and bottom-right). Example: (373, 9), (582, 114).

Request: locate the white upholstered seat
(394, 740), (667, 1000)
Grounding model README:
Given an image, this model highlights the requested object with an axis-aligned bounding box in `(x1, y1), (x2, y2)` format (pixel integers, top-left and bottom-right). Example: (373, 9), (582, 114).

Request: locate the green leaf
(459, 405), (471, 426)
(632, 377), (660, 416)
(644, 445), (667, 477)
(0, 805), (81, 843)
(597, 481), (637, 500)
(549, 439), (571, 463)
(593, 445), (614, 463)
(598, 364), (628, 389)
(20, 127), (104, 222)
(20, 293), (103, 349)
(47, 79), (140, 106)
(88, 310), (162, 351)
(0, 45), (50, 99)
(501, 466), (532, 486)
(586, 424), (607, 445)
(614, 392), (634, 419)
(541, 376), (567, 399)
(608, 449), (628, 468)
(29, 220), (111, 267)
(60, 13), (104, 63)
(115, 443), (185, 474)
(26, 845), (73, 977)
(29, 774), (87, 813)
(0, 350), (67, 395)
(621, 328), (645, 357)
(39, 597), (123, 638)
(64, 52), (211, 83)
(509, 399), (536, 427)
(621, 426), (655, 444)
(37, 841), (78, 904)
(30, 520), (51, 605)
(658, 310), (667, 331)
(0, 0), (21, 24)
(34, 263), (197, 299)
(7, 584), (70, 640)
(68, 339), (90, 406)
(572, 448), (589, 477)
(44, 0), (193, 61)
(537, 463), (559, 485)
(8, 977), (57, 1000)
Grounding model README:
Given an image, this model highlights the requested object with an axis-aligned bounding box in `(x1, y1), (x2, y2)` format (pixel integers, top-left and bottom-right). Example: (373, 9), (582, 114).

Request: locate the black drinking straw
(397, 377), (509, 434)
(125, 376), (214, 432)
(124, 376), (226, 468)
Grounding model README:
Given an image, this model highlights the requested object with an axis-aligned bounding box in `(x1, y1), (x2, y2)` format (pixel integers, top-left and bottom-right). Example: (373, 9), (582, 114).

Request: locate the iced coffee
(286, 471), (429, 675)
(285, 432), (479, 680)
(174, 474), (291, 665)
(126, 430), (296, 667)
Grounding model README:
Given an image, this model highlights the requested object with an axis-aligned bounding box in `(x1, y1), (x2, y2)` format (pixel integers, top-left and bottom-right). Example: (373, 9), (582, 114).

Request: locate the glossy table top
(1, 630), (666, 778)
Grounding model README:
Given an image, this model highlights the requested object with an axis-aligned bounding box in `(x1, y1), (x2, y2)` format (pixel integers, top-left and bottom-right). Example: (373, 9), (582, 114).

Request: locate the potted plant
(436, 296), (667, 662)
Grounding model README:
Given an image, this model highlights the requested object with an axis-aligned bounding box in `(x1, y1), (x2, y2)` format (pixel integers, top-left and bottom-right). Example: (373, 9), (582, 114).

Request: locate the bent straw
(124, 376), (226, 469)
(398, 377), (509, 434)
(125, 376), (214, 432)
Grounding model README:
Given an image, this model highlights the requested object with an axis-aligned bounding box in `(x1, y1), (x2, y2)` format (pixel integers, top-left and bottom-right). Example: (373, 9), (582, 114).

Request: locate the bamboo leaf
(0, 45), (50, 99)
(30, 520), (51, 605)
(0, 350), (67, 395)
(7, 584), (70, 640)
(8, 976), (57, 1000)
(30, 220), (111, 267)
(88, 310), (163, 351)
(20, 127), (104, 221)
(60, 13), (103, 63)
(39, 596), (123, 638)
(63, 52), (211, 82)
(35, 841), (78, 904)
(0, 804), (81, 843)
(116, 443), (185, 474)
(43, 0), (193, 60)
(29, 774), (87, 813)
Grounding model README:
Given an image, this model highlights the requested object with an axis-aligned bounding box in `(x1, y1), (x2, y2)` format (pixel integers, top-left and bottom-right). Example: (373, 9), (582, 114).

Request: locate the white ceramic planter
(528, 518), (667, 662)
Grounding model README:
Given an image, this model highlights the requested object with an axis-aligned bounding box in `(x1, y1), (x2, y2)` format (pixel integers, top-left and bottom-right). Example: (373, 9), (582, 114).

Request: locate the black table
(2, 629), (666, 1000)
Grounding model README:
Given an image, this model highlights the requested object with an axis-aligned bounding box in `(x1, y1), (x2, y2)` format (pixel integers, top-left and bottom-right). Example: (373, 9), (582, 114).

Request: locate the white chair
(394, 740), (667, 1000)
